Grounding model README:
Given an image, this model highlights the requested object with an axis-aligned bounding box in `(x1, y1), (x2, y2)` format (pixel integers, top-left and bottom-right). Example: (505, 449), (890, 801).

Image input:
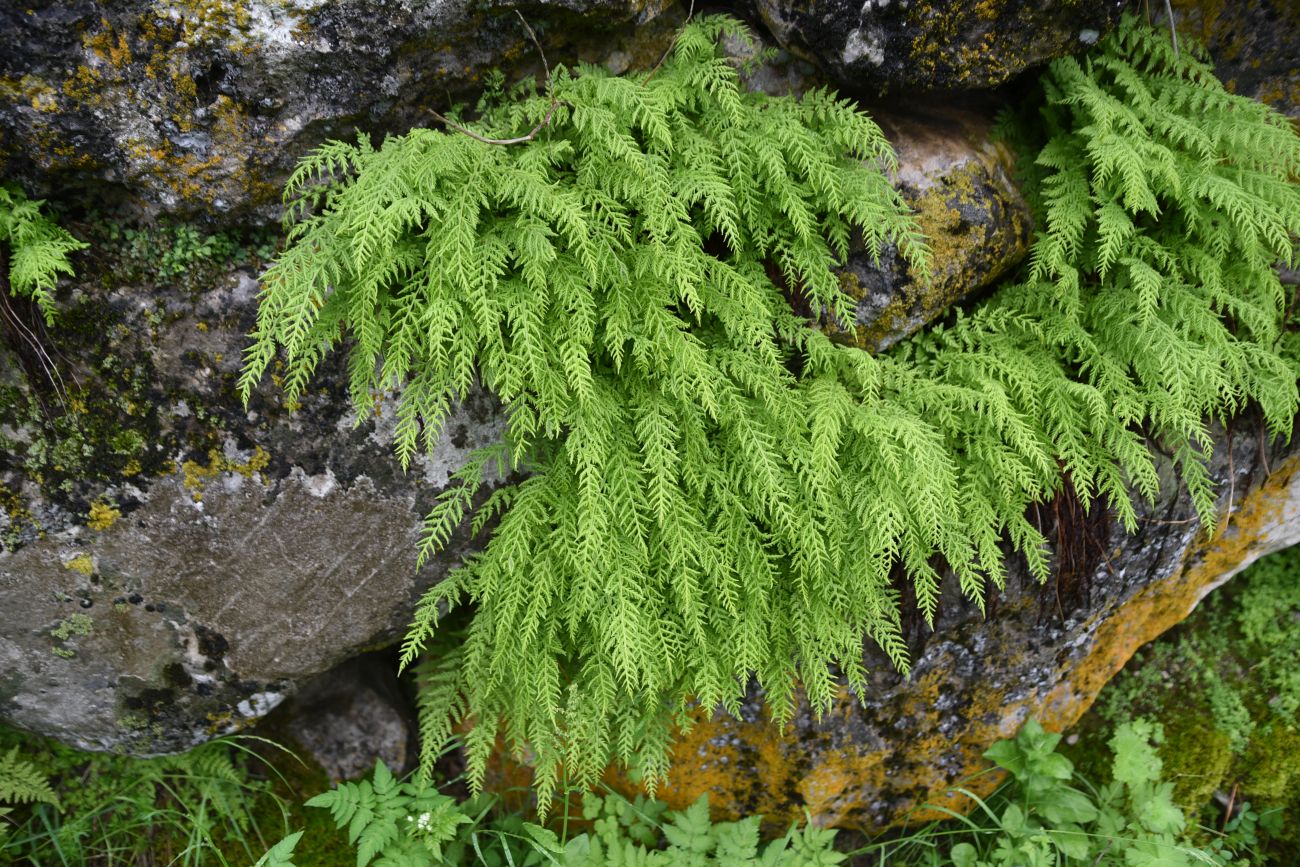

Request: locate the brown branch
(426, 101), (561, 146)
(641, 0), (696, 88)
(425, 11), (561, 146)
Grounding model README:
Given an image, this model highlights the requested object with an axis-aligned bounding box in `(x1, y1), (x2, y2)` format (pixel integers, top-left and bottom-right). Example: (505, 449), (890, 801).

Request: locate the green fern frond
(1, 184), (86, 325)
(243, 12), (1300, 808)
(0, 747), (59, 808)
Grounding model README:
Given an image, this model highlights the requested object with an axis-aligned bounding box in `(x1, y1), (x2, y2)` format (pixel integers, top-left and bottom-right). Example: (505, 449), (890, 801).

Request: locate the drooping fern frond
(0, 184), (86, 325)
(242, 13), (1300, 811)
(0, 747), (59, 809)
(1016, 13), (1300, 524)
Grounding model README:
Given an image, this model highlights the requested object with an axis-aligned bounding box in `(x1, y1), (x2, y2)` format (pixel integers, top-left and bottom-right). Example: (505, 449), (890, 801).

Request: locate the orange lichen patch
(642, 705), (797, 818)
(1040, 454), (1299, 733)
(599, 455), (1297, 832)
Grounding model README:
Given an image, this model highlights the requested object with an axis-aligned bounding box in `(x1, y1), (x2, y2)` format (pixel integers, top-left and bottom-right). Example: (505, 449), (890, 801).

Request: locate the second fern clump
(242, 14), (1300, 806)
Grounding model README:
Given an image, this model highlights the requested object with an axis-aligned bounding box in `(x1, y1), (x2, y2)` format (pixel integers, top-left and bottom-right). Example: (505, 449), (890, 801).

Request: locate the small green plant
(852, 719), (1279, 866)
(1088, 544), (1300, 859)
(0, 746), (59, 848)
(0, 183), (86, 325)
(92, 217), (279, 291)
(260, 762), (843, 867)
(0, 727), (295, 866)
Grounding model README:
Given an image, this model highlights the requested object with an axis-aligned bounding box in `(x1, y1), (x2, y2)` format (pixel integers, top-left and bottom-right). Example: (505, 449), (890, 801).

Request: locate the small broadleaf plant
(241, 13), (1300, 809)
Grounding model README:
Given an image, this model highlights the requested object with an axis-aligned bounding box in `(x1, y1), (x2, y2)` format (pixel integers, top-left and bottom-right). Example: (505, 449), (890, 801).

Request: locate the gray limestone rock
(0, 0), (679, 222)
(0, 250), (506, 752)
(749, 0), (1124, 94)
(832, 104), (1033, 352)
(279, 653), (417, 782)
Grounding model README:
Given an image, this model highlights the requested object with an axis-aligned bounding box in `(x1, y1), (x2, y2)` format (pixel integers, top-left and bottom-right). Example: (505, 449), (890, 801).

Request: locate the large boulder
(1168, 0), (1299, 117)
(619, 423), (1300, 829)
(0, 0), (680, 222)
(748, 0), (1124, 94)
(0, 32), (1033, 754)
(0, 251), (508, 752)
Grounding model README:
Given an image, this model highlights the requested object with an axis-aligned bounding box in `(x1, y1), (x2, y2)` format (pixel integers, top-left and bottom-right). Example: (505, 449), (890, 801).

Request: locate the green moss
(1080, 545), (1300, 859)
(1158, 717), (1234, 812)
(1241, 727), (1300, 805)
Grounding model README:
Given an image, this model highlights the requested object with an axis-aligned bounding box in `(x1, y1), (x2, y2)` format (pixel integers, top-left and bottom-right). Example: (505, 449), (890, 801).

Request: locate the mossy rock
(0, 0), (681, 222)
(750, 0), (1122, 94)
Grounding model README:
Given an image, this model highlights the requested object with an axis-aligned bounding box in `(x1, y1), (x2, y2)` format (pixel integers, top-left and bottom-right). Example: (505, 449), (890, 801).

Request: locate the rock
(0, 0), (680, 222)
(617, 421), (1300, 829)
(722, 32), (1034, 352)
(749, 0), (1124, 94)
(0, 21), (1042, 757)
(832, 104), (1033, 353)
(1167, 0), (1299, 117)
(0, 246), (507, 753)
(277, 652), (416, 782)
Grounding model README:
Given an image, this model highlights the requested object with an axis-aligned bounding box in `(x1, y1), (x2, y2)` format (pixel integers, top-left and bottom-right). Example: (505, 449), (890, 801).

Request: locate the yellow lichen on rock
(1039, 454), (1300, 733)
(87, 501), (121, 531)
(181, 445), (271, 501)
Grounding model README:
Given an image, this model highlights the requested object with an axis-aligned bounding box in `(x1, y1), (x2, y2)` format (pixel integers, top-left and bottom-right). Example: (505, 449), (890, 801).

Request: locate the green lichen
(904, 0), (1032, 89)
(49, 613), (94, 658)
(180, 445), (271, 502)
(86, 501), (120, 531)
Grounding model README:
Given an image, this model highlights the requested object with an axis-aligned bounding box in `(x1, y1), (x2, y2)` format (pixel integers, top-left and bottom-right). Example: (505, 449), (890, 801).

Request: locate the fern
(0, 747), (59, 809)
(0, 184), (86, 325)
(565, 793), (844, 866)
(254, 831), (304, 867)
(306, 760), (472, 867)
(242, 14), (1300, 808)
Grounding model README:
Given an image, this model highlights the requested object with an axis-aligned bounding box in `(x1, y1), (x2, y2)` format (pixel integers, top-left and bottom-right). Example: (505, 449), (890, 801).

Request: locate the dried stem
(426, 11), (561, 146)
(641, 0), (696, 88)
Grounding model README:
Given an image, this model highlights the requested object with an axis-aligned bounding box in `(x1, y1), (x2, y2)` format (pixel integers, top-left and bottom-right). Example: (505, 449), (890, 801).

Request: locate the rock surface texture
(0, 36), (1031, 755)
(833, 105), (1032, 352)
(750, 0), (1124, 94)
(1169, 0), (1299, 117)
(619, 424), (1300, 829)
(0, 255), (507, 752)
(0, 0), (679, 221)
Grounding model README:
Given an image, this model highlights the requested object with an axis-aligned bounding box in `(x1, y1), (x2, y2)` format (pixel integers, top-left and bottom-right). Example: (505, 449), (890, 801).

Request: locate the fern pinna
(1, 184), (86, 325)
(241, 15), (1300, 808)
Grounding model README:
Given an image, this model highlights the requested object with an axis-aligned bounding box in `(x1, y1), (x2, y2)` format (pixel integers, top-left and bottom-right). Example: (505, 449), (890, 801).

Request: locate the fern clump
(895, 12), (1300, 537)
(242, 13), (1300, 808)
(0, 183), (86, 325)
(243, 15), (932, 806)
